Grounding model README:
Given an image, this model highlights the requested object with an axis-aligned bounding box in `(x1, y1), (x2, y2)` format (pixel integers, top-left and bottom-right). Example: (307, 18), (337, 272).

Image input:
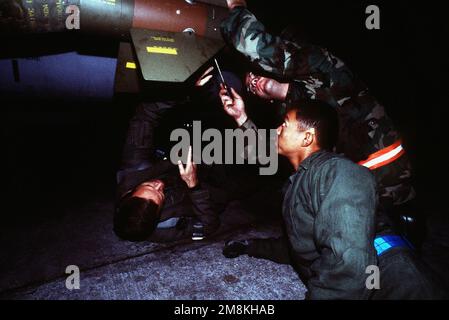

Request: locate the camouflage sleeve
(221, 7), (327, 79)
(221, 8), (356, 108)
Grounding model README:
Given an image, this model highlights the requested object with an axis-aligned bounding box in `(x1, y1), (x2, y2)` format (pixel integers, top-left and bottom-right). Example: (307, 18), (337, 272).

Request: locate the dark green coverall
(247, 150), (443, 299)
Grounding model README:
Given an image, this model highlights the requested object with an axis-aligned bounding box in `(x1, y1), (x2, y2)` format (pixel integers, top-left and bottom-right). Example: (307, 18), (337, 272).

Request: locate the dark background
(1, 0), (448, 231)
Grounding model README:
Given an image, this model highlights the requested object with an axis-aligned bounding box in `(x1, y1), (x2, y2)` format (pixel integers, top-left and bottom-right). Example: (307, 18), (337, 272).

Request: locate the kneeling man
(226, 98), (443, 299)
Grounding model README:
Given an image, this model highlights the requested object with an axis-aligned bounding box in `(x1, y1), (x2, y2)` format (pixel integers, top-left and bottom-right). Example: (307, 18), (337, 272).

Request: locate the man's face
(132, 179), (165, 207)
(245, 72), (279, 100)
(277, 110), (305, 157)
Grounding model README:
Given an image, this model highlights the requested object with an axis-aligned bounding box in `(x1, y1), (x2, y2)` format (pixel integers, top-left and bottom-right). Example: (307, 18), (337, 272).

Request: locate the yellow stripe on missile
(125, 62), (137, 69)
(146, 46), (178, 55)
(102, 0), (116, 6)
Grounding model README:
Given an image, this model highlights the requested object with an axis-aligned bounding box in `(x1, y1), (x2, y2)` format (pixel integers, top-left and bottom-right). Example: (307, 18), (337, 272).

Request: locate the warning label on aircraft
(151, 36), (175, 43)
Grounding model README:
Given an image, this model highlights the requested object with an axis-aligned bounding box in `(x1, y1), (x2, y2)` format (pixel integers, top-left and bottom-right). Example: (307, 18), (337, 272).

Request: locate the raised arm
(221, 6), (329, 79)
(178, 146), (220, 235)
(221, 5), (357, 109)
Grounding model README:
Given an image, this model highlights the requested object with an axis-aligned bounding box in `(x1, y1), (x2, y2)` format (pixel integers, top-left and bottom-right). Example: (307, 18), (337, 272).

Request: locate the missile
(0, 0), (229, 83)
(0, 0), (228, 39)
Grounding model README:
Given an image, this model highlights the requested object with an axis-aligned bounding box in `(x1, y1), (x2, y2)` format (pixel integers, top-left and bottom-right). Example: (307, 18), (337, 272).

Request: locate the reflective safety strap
(359, 140), (405, 170)
(374, 235), (413, 256)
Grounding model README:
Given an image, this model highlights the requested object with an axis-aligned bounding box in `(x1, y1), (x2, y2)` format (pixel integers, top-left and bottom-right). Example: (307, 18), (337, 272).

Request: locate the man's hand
(178, 146), (198, 189)
(195, 66), (214, 87)
(223, 239), (250, 258)
(226, 0), (247, 10)
(219, 84), (248, 126)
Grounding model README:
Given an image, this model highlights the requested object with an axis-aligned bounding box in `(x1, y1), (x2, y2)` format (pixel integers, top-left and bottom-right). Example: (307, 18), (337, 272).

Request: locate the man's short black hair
(113, 193), (160, 242)
(287, 99), (339, 151)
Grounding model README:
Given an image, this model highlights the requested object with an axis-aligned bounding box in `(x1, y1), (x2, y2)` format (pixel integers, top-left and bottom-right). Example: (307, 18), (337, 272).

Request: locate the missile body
(0, 0), (229, 84)
(0, 0), (228, 39)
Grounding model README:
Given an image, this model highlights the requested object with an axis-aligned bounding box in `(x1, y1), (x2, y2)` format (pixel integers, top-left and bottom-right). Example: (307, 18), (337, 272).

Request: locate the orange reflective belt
(358, 140), (405, 170)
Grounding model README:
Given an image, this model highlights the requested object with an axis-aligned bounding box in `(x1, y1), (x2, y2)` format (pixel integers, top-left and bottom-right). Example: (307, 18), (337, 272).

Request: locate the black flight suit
(115, 101), (222, 242)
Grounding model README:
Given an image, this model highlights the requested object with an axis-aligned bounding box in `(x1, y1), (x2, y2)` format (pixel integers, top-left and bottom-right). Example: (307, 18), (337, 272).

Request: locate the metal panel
(80, 0), (134, 38)
(130, 28), (223, 82)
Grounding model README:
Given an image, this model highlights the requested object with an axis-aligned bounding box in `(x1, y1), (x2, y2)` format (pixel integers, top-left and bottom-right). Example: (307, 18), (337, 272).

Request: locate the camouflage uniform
(221, 7), (415, 208)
